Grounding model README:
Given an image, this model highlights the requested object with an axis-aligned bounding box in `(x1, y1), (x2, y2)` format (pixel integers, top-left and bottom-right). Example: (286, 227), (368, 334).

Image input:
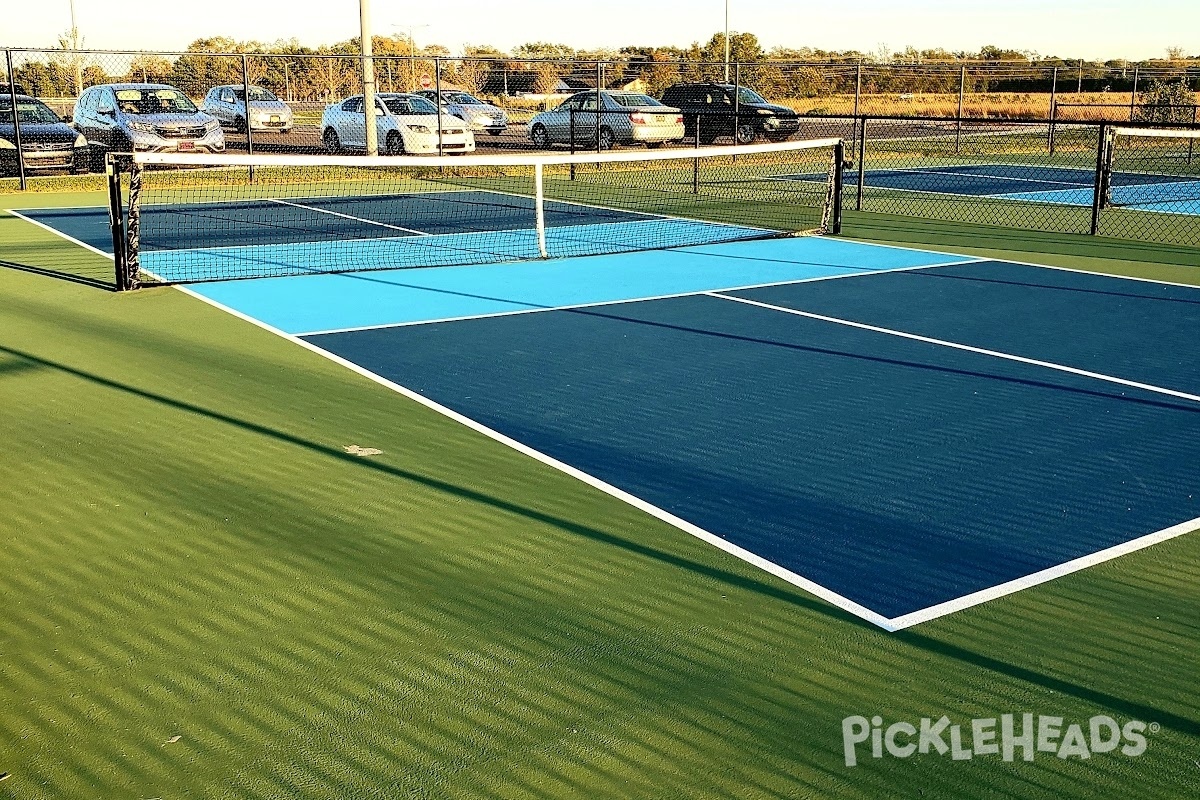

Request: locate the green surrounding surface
(1, 184), (1198, 800)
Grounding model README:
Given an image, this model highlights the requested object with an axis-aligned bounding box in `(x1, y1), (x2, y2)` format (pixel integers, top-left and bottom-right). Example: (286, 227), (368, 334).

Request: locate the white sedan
(321, 93), (475, 154)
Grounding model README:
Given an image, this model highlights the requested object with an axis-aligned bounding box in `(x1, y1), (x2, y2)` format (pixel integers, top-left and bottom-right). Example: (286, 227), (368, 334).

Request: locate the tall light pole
(68, 0), (83, 96)
(723, 0), (730, 83)
(360, 0), (377, 155)
(394, 23), (430, 89)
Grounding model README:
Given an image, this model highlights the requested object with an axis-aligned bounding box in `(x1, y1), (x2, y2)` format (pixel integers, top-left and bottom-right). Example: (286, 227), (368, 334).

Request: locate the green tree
(1137, 78), (1197, 123)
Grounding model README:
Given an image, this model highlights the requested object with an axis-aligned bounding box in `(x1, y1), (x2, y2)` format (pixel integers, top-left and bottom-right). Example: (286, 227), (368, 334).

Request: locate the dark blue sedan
(1, 94), (90, 176)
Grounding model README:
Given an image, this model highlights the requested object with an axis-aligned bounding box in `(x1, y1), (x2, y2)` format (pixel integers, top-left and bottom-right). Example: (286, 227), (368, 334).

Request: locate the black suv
(659, 83), (800, 145)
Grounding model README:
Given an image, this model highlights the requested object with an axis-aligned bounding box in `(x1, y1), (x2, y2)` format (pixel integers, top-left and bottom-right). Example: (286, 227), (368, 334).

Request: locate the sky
(2, 0), (1197, 62)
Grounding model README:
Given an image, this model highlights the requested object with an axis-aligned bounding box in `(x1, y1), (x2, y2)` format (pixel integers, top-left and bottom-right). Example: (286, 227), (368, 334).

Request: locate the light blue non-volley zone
(997, 180), (1200, 215)
(139, 218), (771, 285)
(187, 237), (971, 335)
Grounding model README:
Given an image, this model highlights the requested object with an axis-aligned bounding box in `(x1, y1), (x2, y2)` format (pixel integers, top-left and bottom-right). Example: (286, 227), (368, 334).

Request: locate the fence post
(1129, 66), (1139, 121)
(5, 49), (27, 190)
(856, 117), (867, 212)
(1048, 67), (1058, 155)
(733, 61), (741, 144)
(1090, 123), (1109, 236)
(434, 57), (443, 156)
(955, 66), (965, 153)
(241, 53), (254, 181)
(595, 60), (602, 153)
(1077, 60), (1083, 93)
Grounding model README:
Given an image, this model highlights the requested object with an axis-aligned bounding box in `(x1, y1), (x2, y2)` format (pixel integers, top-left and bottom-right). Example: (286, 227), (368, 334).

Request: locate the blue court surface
(21, 200), (1200, 629)
(790, 163), (1200, 214)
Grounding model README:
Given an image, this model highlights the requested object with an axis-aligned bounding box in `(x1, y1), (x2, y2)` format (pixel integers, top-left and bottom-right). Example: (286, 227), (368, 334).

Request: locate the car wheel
(530, 123), (550, 149)
(385, 130), (405, 155)
(766, 133), (792, 143)
(88, 147), (106, 173)
(646, 141), (664, 149)
(597, 127), (615, 150)
(234, 116), (247, 134)
(488, 128), (504, 136)
(323, 128), (342, 153)
(735, 122), (757, 145)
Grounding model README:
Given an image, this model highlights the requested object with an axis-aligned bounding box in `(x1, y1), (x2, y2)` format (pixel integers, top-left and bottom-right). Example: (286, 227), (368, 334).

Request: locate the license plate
(178, 141), (194, 151)
(270, 116), (280, 122)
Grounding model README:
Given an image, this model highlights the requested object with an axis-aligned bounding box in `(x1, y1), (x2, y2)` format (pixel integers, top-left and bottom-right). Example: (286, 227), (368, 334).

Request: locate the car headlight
(0, 137), (15, 150)
(205, 120), (220, 133)
(407, 125), (431, 134)
(126, 120), (157, 134)
(74, 133), (87, 147)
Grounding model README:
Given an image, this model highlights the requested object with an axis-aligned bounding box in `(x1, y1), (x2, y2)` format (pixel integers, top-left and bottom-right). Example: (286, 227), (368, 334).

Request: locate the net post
(534, 162), (548, 258)
(125, 157), (143, 288)
(1090, 123), (1110, 236)
(106, 154), (130, 291)
(830, 140), (845, 235)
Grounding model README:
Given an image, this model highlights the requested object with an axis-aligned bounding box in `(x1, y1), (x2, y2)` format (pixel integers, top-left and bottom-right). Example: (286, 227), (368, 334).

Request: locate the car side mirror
(375, 107), (384, 116)
(61, 113), (72, 123)
(97, 106), (115, 117)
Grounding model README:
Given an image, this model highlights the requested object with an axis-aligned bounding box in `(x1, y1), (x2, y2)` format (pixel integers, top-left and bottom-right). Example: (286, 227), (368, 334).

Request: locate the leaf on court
(343, 445), (383, 457)
(165, 735), (182, 744)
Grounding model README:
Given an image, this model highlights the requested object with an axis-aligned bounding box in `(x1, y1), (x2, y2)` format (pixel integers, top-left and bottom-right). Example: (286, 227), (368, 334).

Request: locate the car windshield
(233, 87), (279, 102)
(0, 98), (61, 124)
(381, 96), (438, 115)
(446, 93), (482, 105)
(610, 94), (663, 108)
(735, 87), (769, 105)
(114, 89), (198, 114)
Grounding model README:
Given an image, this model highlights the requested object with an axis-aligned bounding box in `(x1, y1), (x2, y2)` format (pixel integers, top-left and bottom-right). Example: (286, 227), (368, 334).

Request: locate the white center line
(266, 197), (430, 235)
(707, 291), (1200, 405)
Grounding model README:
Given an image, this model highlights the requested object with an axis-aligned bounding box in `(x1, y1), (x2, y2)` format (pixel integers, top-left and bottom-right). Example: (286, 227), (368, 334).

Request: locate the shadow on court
(2, 338), (1197, 737)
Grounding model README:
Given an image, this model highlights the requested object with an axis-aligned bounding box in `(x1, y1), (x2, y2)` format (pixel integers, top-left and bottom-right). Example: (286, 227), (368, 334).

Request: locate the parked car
(0, 94), (89, 176)
(413, 90), (507, 135)
(73, 83), (223, 170)
(659, 83), (800, 144)
(321, 93), (474, 154)
(527, 91), (684, 150)
(202, 85), (294, 133)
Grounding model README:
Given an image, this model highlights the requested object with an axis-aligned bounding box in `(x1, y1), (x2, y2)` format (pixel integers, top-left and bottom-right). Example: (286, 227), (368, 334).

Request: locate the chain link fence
(4, 47), (1199, 251)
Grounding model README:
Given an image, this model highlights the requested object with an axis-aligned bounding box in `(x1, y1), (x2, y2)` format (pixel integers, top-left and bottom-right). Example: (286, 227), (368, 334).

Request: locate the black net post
(125, 159), (142, 287)
(6, 49), (27, 191)
(830, 140), (845, 235)
(1090, 123), (1110, 235)
(106, 154), (133, 290)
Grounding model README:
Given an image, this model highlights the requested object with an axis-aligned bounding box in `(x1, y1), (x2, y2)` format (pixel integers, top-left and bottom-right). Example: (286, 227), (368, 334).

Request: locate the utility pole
(360, 0), (377, 155)
(723, 0), (730, 83)
(69, 0), (83, 97)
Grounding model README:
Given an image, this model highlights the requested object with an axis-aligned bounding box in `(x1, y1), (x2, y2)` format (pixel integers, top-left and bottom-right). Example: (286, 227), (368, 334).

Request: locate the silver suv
(73, 84), (223, 169)
(202, 85), (294, 133)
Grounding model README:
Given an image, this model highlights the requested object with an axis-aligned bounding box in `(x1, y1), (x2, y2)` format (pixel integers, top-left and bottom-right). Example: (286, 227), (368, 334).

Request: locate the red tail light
(630, 113), (647, 124)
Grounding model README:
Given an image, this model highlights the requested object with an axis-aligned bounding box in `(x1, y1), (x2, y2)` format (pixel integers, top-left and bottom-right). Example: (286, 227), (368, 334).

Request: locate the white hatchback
(321, 93), (475, 154)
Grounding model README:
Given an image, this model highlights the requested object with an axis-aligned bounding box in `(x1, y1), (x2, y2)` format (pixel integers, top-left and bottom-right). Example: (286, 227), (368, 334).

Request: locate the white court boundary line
(3, 208), (115, 260)
(172, 282), (897, 630)
(708, 292), (1200, 404)
(10, 208), (1199, 629)
(179, 275), (1200, 632)
(295, 257), (985, 337)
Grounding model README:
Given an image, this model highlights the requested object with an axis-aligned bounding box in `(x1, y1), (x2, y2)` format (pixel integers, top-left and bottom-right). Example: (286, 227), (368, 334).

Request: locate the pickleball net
(1101, 126), (1200, 211)
(108, 139), (845, 289)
